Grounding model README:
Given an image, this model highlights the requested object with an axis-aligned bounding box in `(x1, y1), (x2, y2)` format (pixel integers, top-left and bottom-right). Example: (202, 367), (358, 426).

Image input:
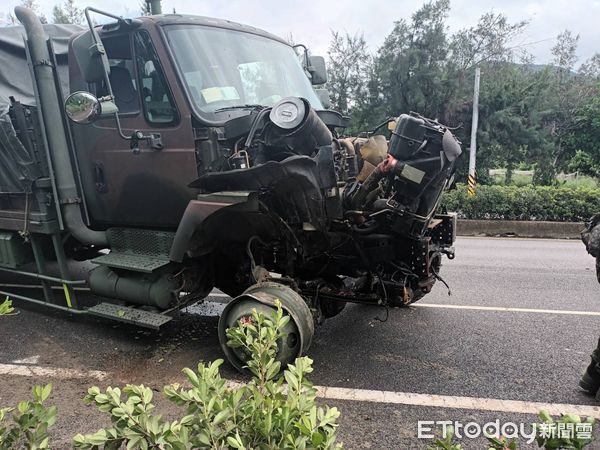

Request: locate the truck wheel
(218, 282), (314, 373)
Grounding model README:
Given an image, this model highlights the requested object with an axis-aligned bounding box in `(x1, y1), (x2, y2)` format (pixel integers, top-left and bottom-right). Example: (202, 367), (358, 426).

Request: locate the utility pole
(468, 67), (480, 197)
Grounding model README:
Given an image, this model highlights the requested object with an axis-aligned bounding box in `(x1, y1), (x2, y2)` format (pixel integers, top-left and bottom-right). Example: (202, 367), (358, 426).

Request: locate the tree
(7, 0), (47, 25)
(564, 82), (600, 174)
(578, 54), (600, 80)
(530, 30), (588, 183)
(450, 13), (528, 73)
(139, 0), (151, 16)
(552, 30), (579, 79)
(358, 1), (527, 127)
(476, 63), (551, 183)
(52, 0), (83, 24)
(328, 3), (598, 186)
(361, 0), (532, 179)
(446, 13), (528, 125)
(326, 31), (370, 115)
(0, 12), (10, 25)
(374, 0), (452, 121)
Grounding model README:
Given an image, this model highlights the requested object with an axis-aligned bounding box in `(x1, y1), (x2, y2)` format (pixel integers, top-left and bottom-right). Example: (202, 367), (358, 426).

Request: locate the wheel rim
(219, 299), (301, 372)
(218, 282), (314, 373)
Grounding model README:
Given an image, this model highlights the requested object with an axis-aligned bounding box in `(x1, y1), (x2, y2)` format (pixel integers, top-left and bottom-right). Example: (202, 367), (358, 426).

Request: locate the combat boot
(580, 360), (600, 395)
(580, 338), (600, 395)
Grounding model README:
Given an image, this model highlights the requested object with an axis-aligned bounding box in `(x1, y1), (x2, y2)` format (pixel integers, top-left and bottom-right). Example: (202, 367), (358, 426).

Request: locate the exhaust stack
(146, 0), (162, 14)
(15, 6), (107, 247)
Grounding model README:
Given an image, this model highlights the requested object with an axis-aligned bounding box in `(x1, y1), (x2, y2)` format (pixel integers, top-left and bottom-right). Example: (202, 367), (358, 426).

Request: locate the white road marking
(198, 297), (600, 318)
(12, 355), (40, 364)
(0, 363), (108, 381)
(3, 362), (599, 418)
(226, 380), (600, 418)
(204, 292), (600, 317)
(413, 303), (600, 316)
(314, 386), (600, 418)
(457, 236), (582, 243)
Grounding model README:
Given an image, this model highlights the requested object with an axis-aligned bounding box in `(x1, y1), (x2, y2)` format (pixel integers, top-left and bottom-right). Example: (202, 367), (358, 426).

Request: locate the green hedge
(441, 184), (600, 222)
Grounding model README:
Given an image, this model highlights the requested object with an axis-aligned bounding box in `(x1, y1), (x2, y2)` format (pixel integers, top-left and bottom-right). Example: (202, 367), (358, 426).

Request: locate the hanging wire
(431, 263), (452, 296)
(373, 271), (389, 322)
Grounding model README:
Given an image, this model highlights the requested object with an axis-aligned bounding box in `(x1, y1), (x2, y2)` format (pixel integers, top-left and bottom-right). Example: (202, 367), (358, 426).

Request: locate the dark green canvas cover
(0, 24), (81, 193)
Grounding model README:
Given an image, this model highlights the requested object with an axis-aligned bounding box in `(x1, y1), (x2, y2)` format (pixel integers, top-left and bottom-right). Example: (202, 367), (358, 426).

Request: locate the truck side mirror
(308, 55), (327, 85)
(65, 91), (118, 124)
(71, 29), (110, 84)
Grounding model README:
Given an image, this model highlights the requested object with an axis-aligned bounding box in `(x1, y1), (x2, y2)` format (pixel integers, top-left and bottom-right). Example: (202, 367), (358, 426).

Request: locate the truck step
(86, 302), (172, 330)
(92, 228), (175, 273)
(92, 252), (170, 273)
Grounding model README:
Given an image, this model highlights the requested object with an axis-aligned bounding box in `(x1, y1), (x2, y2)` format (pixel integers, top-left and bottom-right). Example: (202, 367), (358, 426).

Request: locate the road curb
(457, 219), (585, 239)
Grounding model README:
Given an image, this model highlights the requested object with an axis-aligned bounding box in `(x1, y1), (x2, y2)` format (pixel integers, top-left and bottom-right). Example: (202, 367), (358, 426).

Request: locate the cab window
(133, 31), (178, 125)
(94, 34), (140, 116)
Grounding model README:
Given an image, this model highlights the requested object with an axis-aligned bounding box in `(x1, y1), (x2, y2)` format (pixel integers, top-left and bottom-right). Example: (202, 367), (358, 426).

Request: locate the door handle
(94, 161), (107, 193)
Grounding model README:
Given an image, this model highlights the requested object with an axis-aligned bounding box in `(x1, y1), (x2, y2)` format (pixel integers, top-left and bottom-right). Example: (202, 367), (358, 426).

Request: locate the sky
(3, 0), (600, 65)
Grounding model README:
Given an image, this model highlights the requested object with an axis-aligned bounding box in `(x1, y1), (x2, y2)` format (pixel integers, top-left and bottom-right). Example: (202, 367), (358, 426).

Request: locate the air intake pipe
(15, 6), (107, 247)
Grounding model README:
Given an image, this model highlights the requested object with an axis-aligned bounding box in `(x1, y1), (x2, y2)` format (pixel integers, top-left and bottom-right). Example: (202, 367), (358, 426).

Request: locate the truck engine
(179, 98), (462, 368)
(189, 99), (460, 307)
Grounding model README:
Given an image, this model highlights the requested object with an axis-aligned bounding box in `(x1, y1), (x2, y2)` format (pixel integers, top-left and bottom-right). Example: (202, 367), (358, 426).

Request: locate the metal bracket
(59, 197), (82, 205)
(33, 59), (54, 68)
(88, 42), (106, 57)
(130, 131), (163, 154)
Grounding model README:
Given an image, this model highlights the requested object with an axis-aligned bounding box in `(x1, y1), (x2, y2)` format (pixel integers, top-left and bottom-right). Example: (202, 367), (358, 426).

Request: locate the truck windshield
(164, 24), (323, 118)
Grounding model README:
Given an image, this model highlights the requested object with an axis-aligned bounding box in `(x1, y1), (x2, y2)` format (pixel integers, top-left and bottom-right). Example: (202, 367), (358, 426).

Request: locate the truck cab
(68, 14), (325, 230)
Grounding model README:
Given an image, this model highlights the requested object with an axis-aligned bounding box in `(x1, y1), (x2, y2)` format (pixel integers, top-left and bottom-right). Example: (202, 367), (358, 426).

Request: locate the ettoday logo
(417, 419), (594, 444)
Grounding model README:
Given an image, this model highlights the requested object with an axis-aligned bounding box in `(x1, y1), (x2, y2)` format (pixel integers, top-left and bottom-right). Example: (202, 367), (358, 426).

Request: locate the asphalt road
(1, 237), (599, 449)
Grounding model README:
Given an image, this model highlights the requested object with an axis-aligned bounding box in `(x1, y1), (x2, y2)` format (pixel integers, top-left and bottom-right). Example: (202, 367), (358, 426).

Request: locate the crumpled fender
(169, 191), (258, 263)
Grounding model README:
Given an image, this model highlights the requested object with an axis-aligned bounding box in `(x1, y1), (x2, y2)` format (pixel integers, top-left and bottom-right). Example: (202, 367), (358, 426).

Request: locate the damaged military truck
(0, 4), (461, 370)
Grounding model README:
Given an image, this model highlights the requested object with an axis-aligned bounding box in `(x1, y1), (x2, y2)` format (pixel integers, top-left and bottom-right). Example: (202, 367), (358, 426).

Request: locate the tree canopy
(52, 0), (83, 24)
(326, 0), (600, 184)
(2, 0), (599, 184)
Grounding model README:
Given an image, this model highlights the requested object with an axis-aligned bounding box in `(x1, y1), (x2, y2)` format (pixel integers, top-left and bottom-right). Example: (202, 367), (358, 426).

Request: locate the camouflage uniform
(579, 214), (600, 395)
(582, 214), (600, 283)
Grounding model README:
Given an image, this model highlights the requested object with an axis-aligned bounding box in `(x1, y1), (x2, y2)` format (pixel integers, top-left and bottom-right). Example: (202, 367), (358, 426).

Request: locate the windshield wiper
(214, 104), (268, 112)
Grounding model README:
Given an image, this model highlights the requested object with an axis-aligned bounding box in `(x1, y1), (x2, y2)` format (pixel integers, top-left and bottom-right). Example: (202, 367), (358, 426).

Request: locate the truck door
(80, 29), (197, 229)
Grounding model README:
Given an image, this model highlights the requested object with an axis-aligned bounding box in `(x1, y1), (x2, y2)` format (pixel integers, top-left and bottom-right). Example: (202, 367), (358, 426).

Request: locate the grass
(489, 173), (599, 188)
(559, 176), (600, 189)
